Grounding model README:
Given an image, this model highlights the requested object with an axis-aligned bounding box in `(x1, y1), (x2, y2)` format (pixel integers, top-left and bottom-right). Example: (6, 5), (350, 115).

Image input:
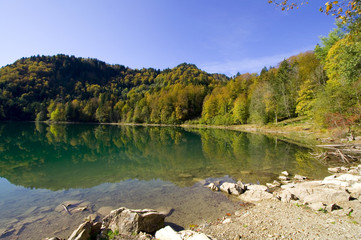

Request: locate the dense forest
(0, 21), (360, 128)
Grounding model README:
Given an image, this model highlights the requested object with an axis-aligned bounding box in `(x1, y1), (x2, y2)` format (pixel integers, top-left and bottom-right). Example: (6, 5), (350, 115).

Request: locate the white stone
(279, 190), (298, 203)
(222, 218), (232, 224)
(207, 183), (219, 191)
(240, 190), (273, 202)
(337, 174), (361, 182)
(340, 167), (350, 172)
(328, 167), (341, 173)
(246, 185), (268, 191)
(220, 182), (243, 196)
(281, 171), (289, 176)
(294, 174), (307, 181)
(308, 202), (326, 211)
(322, 179), (350, 187)
(348, 169), (359, 174)
(279, 175), (289, 181)
(155, 226), (182, 240)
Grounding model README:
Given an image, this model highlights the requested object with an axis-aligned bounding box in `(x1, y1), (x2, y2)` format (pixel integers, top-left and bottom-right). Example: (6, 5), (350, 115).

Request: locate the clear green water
(0, 123), (329, 239)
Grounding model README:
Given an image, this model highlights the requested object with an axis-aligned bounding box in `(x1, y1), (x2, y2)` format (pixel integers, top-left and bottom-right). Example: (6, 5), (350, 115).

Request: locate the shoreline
(45, 163), (361, 240)
(24, 119), (360, 148)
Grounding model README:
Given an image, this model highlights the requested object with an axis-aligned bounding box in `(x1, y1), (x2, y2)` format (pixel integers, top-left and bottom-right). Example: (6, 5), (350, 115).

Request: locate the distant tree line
(0, 20), (360, 128)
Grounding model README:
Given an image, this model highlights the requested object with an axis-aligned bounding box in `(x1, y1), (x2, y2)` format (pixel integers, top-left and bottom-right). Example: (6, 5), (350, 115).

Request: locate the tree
(269, 0), (361, 21)
(233, 93), (248, 124)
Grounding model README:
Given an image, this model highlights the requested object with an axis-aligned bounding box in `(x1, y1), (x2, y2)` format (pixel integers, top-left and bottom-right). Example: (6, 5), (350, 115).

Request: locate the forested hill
(0, 55), (227, 123)
(0, 22), (360, 128)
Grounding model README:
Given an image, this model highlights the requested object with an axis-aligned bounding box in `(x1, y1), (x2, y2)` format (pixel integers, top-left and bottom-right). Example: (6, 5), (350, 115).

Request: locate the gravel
(198, 198), (361, 240)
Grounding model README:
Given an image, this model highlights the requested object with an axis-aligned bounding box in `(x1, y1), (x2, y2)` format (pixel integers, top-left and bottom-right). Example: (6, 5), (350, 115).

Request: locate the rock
(73, 206), (88, 213)
(328, 167), (341, 173)
(102, 207), (165, 234)
(86, 214), (98, 222)
(246, 184), (268, 191)
(325, 203), (342, 212)
(285, 182), (351, 204)
(322, 175), (350, 187)
(322, 174), (361, 187)
(279, 175), (289, 181)
(222, 218), (232, 224)
(281, 171), (289, 176)
(240, 190), (273, 202)
(155, 226), (182, 240)
(278, 190), (298, 203)
(337, 174), (361, 182)
(348, 169), (359, 174)
(347, 182), (361, 199)
(273, 180), (281, 187)
(68, 221), (92, 240)
(45, 238), (60, 240)
(308, 202), (326, 211)
(266, 180), (281, 189)
(294, 174), (307, 181)
(97, 206), (113, 216)
(234, 210), (242, 216)
(220, 182), (244, 196)
(91, 222), (102, 237)
(207, 183), (219, 191)
(237, 181), (247, 191)
(340, 166), (350, 172)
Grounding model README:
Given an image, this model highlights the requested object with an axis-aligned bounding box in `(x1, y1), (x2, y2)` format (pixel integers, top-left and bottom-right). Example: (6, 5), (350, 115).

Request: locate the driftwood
(312, 144), (361, 164)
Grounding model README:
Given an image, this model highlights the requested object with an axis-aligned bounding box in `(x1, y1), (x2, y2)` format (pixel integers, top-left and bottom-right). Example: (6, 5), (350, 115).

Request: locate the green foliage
(0, 30), (360, 132)
(107, 229), (119, 239)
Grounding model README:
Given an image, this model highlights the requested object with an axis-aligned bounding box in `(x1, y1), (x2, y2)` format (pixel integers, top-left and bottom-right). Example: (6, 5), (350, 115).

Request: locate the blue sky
(0, 0), (335, 76)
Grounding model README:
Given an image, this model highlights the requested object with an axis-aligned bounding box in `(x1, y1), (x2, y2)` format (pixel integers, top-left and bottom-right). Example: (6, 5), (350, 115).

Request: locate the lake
(0, 122), (329, 239)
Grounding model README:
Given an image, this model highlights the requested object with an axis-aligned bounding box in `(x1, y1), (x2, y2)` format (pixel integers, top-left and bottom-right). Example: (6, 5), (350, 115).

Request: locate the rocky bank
(40, 164), (361, 240)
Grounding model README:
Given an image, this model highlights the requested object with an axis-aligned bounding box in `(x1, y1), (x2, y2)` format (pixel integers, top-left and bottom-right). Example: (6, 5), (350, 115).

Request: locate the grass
(318, 208), (328, 214)
(107, 229), (119, 240)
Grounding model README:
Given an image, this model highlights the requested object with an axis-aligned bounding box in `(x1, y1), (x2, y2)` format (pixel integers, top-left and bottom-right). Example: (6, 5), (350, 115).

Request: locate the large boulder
(284, 181), (350, 205)
(240, 189), (273, 202)
(102, 207), (165, 234)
